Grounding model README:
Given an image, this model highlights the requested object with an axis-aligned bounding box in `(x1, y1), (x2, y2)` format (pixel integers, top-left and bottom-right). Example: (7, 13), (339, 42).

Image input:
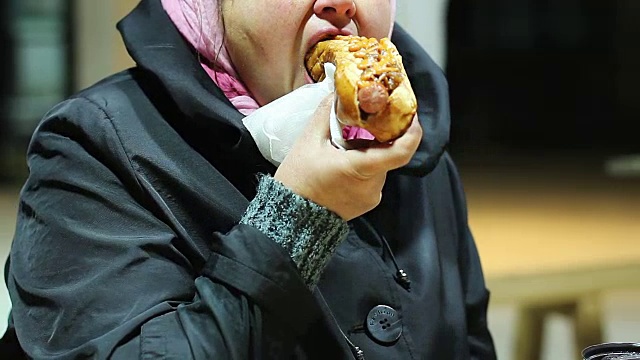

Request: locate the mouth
(304, 34), (335, 84)
(304, 29), (355, 83)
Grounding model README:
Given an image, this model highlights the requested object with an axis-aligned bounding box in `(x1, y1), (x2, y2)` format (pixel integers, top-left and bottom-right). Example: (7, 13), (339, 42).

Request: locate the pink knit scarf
(161, 0), (397, 116)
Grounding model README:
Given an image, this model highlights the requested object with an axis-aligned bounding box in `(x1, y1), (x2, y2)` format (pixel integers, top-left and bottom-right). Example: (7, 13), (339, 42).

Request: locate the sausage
(358, 82), (389, 114)
(305, 35), (417, 142)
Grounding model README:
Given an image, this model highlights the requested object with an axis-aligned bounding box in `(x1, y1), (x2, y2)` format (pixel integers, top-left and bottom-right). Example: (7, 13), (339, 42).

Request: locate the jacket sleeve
(5, 97), (336, 359)
(444, 154), (498, 360)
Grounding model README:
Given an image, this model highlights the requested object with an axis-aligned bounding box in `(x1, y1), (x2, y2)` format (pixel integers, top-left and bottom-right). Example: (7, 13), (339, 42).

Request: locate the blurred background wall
(396, 0), (449, 69)
(0, 1), (638, 359)
(0, 0), (72, 181)
(74, 0), (136, 91)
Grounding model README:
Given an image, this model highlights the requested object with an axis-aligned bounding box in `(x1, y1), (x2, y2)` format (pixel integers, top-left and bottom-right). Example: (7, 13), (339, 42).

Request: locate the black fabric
(118, 0), (277, 199)
(1, 0), (496, 358)
(0, 310), (27, 360)
(390, 25), (450, 177)
(203, 224), (322, 335)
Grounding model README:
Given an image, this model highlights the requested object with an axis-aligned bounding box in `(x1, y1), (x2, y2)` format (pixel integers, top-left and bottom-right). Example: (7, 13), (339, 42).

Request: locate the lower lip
(304, 70), (315, 84)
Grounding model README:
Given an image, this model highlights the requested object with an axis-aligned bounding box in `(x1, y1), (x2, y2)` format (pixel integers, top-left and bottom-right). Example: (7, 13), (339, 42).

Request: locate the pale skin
(222, 0), (422, 220)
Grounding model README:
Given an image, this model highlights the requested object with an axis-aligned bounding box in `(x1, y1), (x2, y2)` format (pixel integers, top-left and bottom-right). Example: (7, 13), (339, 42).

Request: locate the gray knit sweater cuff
(240, 175), (349, 288)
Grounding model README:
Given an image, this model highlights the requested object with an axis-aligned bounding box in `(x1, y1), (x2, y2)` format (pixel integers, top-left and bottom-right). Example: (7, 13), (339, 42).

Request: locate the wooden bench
(461, 159), (640, 360)
(461, 159), (640, 359)
(487, 263), (640, 359)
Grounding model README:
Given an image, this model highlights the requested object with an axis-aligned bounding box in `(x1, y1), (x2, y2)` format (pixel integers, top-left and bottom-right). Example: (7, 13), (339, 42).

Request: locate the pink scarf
(161, 0), (397, 116)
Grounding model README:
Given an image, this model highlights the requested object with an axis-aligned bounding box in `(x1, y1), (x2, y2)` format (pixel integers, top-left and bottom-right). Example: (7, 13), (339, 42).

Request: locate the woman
(1, 0), (496, 358)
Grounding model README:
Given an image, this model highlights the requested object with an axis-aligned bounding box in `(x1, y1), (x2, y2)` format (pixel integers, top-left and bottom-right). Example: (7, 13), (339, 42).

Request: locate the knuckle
(342, 158), (373, 181)
(392, 144), (415, 168)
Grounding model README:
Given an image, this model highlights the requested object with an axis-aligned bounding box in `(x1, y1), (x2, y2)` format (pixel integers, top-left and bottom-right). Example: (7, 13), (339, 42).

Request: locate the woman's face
(221, 0), (392, 106)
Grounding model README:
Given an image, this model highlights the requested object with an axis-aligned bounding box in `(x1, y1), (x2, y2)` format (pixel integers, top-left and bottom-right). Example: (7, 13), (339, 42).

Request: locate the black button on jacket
(1, 0), (497, 359)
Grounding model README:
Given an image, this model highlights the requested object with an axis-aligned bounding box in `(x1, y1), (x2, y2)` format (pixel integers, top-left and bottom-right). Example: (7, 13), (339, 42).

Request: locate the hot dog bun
(305, 35), (417, 142)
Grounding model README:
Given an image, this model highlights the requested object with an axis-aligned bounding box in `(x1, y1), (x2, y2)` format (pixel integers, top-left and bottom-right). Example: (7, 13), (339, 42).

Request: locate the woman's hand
(274, 95), (423, 221)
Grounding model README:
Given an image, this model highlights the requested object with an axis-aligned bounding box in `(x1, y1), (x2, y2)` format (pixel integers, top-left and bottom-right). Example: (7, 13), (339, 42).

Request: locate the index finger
(343, 115), (423, 176)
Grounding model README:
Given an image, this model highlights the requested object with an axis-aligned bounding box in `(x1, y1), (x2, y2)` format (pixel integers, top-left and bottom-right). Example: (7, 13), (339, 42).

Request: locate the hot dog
(305, 35), (417, 142)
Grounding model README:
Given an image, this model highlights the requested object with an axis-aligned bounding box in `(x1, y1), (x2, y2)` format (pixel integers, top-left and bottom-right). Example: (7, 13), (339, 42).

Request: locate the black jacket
(2, 0), (496, 358)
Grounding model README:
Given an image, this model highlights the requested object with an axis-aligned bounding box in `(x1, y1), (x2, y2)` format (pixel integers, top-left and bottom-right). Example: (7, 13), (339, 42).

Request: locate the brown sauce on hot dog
(305, 35), (417, 142)
(335, 36), (405, 114)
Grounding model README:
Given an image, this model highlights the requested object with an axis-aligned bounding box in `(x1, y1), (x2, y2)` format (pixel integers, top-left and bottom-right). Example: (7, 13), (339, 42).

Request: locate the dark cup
(582, 343), (640, 360)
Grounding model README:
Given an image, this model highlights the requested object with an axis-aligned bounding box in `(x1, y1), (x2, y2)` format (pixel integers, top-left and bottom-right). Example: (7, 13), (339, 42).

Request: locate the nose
(314, 0), (357, 29)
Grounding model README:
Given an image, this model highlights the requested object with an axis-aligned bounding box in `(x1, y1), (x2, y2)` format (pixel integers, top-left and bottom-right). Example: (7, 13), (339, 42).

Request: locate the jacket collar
(117, 0), (276, 188)
(391, 25), (451, 177)
(117, 0), (450, 177)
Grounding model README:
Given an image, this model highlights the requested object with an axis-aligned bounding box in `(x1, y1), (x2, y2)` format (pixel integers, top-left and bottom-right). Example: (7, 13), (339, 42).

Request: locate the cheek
(358, 1), (393, 38)
(246, 6), (300, 49)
